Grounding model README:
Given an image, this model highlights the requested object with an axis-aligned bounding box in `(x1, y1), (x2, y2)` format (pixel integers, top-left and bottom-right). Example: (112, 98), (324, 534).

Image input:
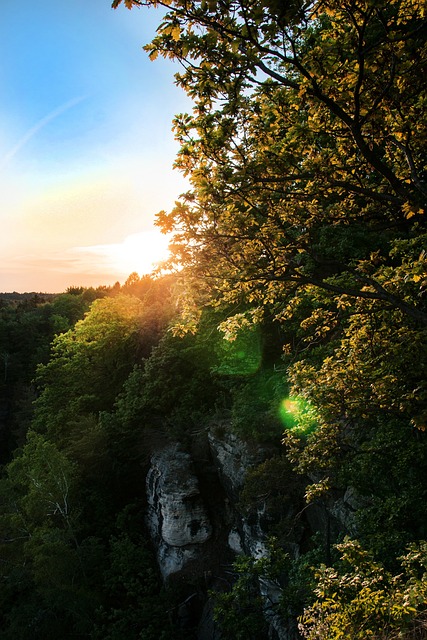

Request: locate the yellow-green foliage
(299, 539), (427, 639)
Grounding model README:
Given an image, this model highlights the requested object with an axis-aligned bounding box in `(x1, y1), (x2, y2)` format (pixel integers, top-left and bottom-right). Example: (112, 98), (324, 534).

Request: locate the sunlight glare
(73, 230), (172, 281)
(110, 231), (171, 275)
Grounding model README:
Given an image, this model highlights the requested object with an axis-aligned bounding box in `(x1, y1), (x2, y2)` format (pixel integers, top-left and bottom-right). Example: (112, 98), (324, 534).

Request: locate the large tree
(112, 3), (427, 578)
(114, 0), (426, 329)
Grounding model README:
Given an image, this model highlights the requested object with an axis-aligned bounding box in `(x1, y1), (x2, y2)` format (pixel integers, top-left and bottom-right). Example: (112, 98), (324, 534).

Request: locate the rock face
(207, 429), (265, 500)
(208, 430), (298, 640)
(208, 430), (282, 555)
(144, 430), (314, 639)
(146, 444), (212, 579)
(145, 432), (298, 638)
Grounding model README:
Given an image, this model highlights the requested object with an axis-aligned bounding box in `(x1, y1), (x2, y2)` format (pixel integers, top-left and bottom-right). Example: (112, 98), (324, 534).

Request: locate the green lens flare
(279, 397), (300, 429)
(215, 326), (262, 375)
(278, 396), (318, 435)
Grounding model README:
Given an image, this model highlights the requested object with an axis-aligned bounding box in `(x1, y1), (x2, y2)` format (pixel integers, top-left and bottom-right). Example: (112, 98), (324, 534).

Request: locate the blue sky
(0, 0), (190, 292)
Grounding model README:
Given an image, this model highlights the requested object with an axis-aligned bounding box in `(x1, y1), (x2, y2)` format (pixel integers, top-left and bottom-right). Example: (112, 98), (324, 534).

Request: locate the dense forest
(1, 0), (426, 638)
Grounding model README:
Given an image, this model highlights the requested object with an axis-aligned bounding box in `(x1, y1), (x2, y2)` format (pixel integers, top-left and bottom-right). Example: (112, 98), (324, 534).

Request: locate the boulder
(146, 444), (212, 579)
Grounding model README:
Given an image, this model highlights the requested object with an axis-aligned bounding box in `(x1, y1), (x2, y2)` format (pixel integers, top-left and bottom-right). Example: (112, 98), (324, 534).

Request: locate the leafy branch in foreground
(299, 538), (427, 640)
(115, 0), (426, 327)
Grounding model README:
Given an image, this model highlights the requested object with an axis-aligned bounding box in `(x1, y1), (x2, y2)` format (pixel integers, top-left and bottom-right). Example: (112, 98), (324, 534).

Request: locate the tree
(0, 433), (99, 639)
(33, 294), (146, 439)
(298, 538), (427, 640)
(107, 4), (427, 635)
(112, 0), (427, 527)
(0, 291), (92, 459)
(113, 0), (426, 329)
(94, 531), (177, 640)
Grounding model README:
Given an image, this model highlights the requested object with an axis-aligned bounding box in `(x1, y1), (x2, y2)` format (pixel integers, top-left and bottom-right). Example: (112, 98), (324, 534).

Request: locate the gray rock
(146, 444), (212, 579)
(208, 429), (268, 500)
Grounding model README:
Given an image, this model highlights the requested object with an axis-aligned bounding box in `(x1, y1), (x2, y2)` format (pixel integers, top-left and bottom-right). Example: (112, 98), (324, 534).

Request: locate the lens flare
(278, 395), (318, 435)
(215, 326), (262, 376)
(279, 397), (300, 429)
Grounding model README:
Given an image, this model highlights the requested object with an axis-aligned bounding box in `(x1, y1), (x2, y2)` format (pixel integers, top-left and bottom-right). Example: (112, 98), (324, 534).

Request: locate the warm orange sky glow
(0, 1), (190, 292)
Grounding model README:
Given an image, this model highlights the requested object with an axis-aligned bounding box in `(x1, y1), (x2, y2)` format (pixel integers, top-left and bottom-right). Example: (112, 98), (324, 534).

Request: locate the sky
(0, 0), (191, 292)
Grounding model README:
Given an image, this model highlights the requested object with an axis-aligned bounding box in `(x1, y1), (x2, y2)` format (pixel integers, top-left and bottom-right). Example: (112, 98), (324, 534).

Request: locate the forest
(0, 0), (426, 638)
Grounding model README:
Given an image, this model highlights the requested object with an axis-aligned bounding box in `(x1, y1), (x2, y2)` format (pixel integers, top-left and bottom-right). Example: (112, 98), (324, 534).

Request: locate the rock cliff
(144, 427), (358, 638)
(146, 444), (213, 579)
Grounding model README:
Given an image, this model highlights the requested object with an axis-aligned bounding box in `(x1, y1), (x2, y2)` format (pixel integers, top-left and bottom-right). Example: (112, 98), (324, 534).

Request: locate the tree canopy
(114, 0), (426, 330)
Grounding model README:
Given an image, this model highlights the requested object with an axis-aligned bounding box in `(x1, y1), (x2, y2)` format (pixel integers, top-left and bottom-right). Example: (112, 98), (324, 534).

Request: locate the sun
(110, 231), (171, 276)
(71, 230), (173, 282)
